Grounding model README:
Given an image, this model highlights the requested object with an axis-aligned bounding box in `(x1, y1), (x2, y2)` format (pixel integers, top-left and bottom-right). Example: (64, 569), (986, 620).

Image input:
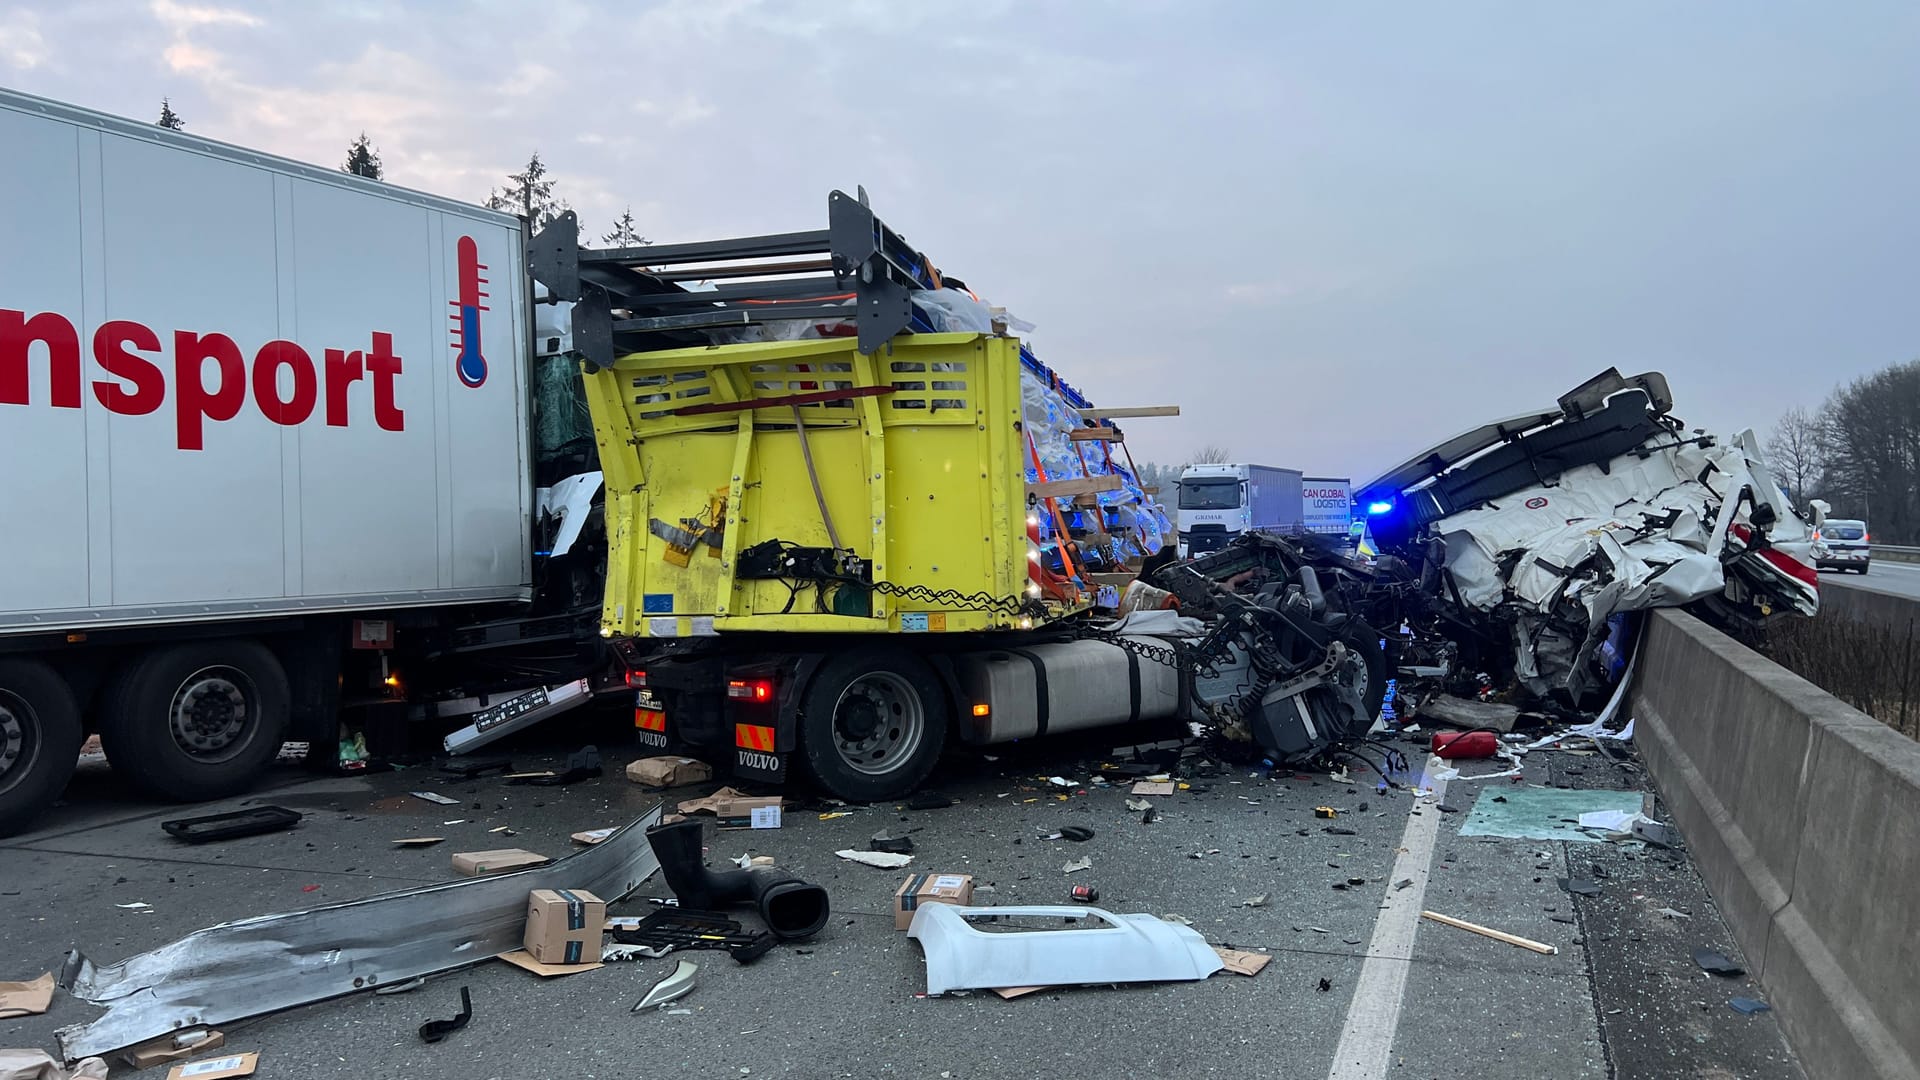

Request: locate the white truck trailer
(1176, 463), (1305, 555)
(0, 88), (609, 834)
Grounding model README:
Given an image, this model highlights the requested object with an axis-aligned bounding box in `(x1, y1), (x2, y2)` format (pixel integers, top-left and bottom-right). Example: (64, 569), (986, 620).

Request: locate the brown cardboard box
(450, 848), (550, 876)
(523, 888), (606, 965)
(893, 872), (974, 930)
(676, 786), (784, 829)
(165, 1052), (258, 1079)
(123, 1029), (224, 1069)
(625, 756), (713, 788)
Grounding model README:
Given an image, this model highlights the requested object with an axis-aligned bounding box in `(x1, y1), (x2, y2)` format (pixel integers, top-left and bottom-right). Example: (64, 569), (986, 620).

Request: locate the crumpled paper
(0, 1051), (109, 1080)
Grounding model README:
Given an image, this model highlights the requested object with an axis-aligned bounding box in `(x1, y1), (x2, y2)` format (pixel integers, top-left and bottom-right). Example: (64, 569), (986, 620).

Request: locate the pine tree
(342, 133), (383, 180)
(156, 98), (185, 130)
(485, 152), (574, 232)
(602, 206), (647, 248)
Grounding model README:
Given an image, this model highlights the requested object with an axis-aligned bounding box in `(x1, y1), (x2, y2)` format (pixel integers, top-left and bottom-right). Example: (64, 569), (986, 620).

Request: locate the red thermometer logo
(451, 235), (489, 388)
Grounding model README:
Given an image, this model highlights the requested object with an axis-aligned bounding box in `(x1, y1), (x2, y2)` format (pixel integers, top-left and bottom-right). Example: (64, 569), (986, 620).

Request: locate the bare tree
(1767, 405), (1825, 504)
(1819, 359), (1920, 541)
(1188, 444), (1232, 465)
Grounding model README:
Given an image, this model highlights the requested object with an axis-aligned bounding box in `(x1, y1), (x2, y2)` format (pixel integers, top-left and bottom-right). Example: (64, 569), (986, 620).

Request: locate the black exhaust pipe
(645, 818), (830, 941)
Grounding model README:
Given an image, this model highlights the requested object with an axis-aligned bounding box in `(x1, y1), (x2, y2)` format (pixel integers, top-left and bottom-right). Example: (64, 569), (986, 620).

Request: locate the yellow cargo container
(583, 331), (1082, 639)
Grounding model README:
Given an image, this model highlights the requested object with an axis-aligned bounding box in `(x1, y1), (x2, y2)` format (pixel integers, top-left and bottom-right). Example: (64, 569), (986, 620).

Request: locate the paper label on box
(750, 805), (782, 829)
(178, 1059), (247, 1077)
(932, 875), (966, 889)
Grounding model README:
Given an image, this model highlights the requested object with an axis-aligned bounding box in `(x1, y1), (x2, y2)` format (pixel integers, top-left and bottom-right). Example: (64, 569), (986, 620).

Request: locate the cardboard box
(124, 1029), (225, 1069)
(677, 786), (784, 829)
(894, 872), (974, 930)
(450, 848), (551, 876)
(166, 1053), (258, 1080)
(625, 756), (713, 788)
(523, 888), (606, 965)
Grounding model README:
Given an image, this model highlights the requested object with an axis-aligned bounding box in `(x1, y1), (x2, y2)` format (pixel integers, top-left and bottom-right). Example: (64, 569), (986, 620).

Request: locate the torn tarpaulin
(55, 807), (663, 1061)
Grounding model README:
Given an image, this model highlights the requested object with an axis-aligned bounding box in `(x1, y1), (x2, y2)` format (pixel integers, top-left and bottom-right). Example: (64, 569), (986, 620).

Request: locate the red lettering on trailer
(0, 308), (405, 450)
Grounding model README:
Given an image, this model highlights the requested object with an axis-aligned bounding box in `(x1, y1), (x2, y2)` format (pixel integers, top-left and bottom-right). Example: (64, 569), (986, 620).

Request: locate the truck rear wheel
(797, 649), (949, 802)
(0, 659), (84, 837)
(98, 640), (291, 802)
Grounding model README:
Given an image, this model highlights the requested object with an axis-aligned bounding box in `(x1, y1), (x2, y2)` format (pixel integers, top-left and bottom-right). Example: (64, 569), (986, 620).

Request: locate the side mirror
(1807, 498), (1830, 528)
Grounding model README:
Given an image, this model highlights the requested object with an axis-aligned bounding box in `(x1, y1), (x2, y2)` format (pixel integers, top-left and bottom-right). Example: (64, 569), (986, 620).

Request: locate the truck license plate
(634, 690), (668, 748)
(735, 749), (785, 782)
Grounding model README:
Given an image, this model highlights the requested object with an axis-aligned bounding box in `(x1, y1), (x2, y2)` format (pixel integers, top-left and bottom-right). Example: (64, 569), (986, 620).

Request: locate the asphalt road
(1820, 558), (1920, 600)
(0, 717), (1805, 1080)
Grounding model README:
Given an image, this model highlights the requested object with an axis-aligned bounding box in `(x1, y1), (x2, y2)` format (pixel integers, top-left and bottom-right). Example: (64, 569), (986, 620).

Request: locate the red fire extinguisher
(1431, 730), (1499, 760)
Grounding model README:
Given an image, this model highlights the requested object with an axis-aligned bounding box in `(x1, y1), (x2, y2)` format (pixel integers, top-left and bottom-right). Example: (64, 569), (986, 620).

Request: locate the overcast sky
(5, 1), (1916, 482)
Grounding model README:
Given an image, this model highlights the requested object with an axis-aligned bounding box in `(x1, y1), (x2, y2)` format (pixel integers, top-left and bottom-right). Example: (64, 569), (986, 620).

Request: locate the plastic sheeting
(1020, 363), (1174, 575)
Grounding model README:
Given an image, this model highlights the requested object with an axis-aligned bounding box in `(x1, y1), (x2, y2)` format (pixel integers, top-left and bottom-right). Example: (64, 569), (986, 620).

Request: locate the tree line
(1769, 358), (1920, 544)
(146, 97), (644, 246)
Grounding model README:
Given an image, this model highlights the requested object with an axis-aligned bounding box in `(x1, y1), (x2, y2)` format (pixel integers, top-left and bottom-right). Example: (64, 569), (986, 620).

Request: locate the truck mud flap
(733, 741), (787, 784)
(57, 807), (664, 1060)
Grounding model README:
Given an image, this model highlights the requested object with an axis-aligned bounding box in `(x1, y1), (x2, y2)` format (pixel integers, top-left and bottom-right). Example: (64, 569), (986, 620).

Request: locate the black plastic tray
(161, 805), (303, 843)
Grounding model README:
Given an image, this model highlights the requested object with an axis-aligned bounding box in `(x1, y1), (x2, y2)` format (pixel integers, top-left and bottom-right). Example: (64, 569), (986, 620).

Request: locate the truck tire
(1325, 615), (1389, 723)
(97, 640), (291, 802)
(0, 659), (84, 838)
(797, 649), (949, 802)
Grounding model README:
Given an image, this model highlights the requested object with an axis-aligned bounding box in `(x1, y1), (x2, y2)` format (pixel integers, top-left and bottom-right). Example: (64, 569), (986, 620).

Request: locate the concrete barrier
(1818, 579), (1920, 633)
(1633, 609), (1920, 1080)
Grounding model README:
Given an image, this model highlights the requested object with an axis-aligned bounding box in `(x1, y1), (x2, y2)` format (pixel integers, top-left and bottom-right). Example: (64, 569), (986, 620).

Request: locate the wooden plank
(1069, 427), (1122, 442)
(1071, 405), (1180, 419)
(1420, 910), (1559, 955)
(1027, 475), (1124, 500)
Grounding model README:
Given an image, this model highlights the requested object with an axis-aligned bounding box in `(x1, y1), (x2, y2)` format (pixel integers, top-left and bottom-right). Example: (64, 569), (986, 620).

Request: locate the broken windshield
(1180, 479), (1243, 510)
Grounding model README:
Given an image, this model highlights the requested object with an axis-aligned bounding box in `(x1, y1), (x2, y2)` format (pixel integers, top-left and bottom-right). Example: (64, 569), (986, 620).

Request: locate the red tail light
(625, 669), (649, 688)
(728, 678), (773, 702)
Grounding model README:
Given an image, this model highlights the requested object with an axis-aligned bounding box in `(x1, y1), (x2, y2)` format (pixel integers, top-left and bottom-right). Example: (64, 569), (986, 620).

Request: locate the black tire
(0, 658), (84, 838)
(98, 640), (291, 802)
(796, 649), (949, 802)
(1858, 565), (1870, 575)
(1325, 615), (1390, 723)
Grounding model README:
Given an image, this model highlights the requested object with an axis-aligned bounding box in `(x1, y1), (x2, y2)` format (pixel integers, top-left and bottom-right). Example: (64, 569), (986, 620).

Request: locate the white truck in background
(1176, 463), (1305, 556)
(0, 88), (613, 835)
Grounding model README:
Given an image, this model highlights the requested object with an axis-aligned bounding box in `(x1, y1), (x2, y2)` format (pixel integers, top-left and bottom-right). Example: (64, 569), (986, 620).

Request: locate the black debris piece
(869, 833), (914, 856)
(161, 806), (302, 843)
(1557, 877), (1602, 897)
(1316, 977), (1333, 992)
(1692, 948), (1745, 978)
(907, 791), (954, 811)
(418, 986), (473, 1043)
(1729, 997), (1772, 1015)
(508, 745), (604, 786)
(1059, 826), (1095, 842)
(439, 756), (514, 779)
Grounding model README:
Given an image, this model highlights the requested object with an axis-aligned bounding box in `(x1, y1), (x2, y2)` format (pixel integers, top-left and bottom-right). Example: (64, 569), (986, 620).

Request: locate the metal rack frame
(529, 187), (942, 367)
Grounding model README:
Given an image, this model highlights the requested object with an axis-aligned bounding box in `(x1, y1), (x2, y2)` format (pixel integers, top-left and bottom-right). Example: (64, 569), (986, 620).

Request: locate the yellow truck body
(583, 331), (1079, 638)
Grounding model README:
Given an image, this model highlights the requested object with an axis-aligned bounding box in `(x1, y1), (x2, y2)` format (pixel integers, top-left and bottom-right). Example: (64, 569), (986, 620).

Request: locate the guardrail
(1633, 610), (1920, 1079)
(1870, 544), (1920, 564)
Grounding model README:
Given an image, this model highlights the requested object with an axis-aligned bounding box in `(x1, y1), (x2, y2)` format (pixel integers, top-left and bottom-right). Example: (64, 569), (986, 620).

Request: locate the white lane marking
(1326, 757), (1451, 1080)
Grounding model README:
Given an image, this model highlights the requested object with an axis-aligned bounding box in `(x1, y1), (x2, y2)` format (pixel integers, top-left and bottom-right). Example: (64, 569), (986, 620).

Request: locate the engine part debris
(650, 820), (829, 941)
